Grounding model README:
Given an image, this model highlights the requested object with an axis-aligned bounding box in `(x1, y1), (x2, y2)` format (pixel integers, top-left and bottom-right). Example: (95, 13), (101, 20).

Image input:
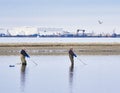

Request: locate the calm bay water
(0, 37), (120, 43)
(0, 55), (120, 93)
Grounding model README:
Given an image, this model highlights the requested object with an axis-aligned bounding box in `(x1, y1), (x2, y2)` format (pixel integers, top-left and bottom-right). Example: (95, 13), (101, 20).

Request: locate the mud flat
(0, 42), (120, 55)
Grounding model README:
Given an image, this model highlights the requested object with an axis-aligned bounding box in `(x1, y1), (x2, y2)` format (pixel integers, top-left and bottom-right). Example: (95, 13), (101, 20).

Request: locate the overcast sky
(0, 0), (120, 34)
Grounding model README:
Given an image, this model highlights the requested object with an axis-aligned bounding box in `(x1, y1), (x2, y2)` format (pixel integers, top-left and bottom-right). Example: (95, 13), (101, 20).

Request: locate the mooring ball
(9, 65), (15, 67)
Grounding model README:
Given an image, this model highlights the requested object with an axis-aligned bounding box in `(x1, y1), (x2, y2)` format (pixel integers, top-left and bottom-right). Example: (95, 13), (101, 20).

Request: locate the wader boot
(69, 54), (74, 66)
(21, 55), (27, 65)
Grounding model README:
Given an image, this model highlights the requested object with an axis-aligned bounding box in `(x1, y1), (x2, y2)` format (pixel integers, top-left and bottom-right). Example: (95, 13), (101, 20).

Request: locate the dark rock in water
(9, 65), (15, 67)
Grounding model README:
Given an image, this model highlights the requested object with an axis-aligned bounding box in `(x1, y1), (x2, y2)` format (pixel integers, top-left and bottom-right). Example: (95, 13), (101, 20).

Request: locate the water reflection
(69, 64), (74, 93)
(20, 65), (26, 92)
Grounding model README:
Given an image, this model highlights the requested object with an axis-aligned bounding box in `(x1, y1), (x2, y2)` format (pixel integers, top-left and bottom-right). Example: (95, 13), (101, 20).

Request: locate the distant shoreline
(0, 42), (120, 55)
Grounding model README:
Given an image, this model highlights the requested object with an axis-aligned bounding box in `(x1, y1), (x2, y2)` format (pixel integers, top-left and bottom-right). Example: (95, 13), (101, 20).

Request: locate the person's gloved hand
(74, 54), (77, 57)
(27, 55), (30, 58)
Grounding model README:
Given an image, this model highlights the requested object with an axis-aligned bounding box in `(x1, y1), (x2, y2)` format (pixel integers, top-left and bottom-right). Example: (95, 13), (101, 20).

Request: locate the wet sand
(0, 42), (120, 55)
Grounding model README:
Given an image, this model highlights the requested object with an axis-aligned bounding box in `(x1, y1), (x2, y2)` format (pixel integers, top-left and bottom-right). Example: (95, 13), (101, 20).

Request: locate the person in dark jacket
(20, 48), (30, 65)
(69, 48), (77, 66)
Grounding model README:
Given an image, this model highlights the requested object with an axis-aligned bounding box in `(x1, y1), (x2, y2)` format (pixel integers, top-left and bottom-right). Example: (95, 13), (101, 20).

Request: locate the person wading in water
(20, 48), (30, 65)
(68, 48), (77, 66)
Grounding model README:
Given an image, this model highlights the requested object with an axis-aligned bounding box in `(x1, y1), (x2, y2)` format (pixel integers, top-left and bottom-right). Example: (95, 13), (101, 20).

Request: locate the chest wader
(21, 55), (27, 65)
(69, 54), (74, 66)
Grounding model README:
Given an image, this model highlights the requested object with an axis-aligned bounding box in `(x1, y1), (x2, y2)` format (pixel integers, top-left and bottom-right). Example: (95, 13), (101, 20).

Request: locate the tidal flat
(0, 42), (120, 55)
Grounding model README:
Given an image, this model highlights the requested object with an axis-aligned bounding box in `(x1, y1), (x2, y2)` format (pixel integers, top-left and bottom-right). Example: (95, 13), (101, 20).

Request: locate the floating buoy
(9, 65), (15, 67)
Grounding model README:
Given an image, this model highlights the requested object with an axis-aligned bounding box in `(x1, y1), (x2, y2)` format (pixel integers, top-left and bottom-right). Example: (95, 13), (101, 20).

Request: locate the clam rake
(76, 57), (87, 65)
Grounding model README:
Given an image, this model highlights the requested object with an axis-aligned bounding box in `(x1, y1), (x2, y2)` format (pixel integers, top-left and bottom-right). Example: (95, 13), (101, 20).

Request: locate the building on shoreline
(0, 26), (120, 38)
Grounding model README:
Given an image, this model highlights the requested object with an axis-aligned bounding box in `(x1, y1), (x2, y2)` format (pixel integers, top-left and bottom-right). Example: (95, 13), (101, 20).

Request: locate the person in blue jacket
(20, 48), (30, 65)
(69, 48), (77, 66)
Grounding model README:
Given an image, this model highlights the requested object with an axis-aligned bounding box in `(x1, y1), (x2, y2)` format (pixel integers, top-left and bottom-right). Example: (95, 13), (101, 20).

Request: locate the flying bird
(98, 20), (103, 24)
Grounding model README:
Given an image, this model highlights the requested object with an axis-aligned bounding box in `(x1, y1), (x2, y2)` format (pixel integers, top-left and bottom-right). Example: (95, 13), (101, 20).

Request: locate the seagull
(98, 20), (103, 24)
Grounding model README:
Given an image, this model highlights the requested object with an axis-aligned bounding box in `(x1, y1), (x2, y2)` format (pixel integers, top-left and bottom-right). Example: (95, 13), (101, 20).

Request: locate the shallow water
(0, 55), (120, 93)
(0, 37), (120, 43)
